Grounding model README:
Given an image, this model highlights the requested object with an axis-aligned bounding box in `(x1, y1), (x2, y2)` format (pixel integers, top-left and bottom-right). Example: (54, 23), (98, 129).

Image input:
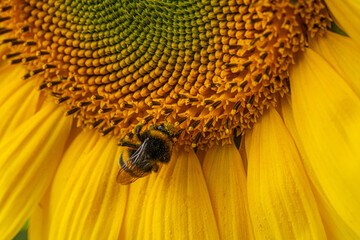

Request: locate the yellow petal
(0, 65), (28, 104)
(28, 130), (99, 240)
(310, 31), (360, 96)
(290, 48), (360, 236)
(311, 184), (359, 239)
(238, 136), (248, 170)
(202, 144), (253, 239)
(281, 96), (312, 172)
(246, 108), (326, 239)
(0, 81), (40, 142)
(48, 133), (127, 240)
(324, 0), (360, 42)
(281, 96), (360, 239)
(122, 148), (219, 240)
(118, 170), (158, 239)
(28, 189), (50, 240)
(0, 102), (72, 240)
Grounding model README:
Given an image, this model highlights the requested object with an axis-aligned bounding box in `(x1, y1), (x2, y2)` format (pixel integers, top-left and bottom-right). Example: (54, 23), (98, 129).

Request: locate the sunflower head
(0, 0), (331, 149)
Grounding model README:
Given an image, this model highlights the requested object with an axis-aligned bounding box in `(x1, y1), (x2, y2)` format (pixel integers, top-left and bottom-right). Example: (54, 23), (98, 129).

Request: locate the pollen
(0, 0), (330, 149)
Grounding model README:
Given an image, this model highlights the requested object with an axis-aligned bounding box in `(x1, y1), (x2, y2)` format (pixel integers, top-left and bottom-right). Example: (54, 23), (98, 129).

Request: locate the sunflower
(0, 0), (359, 239)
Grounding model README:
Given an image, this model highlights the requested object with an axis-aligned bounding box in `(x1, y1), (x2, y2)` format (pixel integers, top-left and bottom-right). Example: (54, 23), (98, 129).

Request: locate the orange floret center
(0, 0), (330, 148)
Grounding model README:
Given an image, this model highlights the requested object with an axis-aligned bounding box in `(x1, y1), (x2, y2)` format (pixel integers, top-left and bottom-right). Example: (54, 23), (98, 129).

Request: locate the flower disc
(0, 0), (330, 148)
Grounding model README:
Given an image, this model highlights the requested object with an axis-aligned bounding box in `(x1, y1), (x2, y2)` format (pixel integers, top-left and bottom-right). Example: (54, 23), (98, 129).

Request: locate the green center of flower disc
(0, 0), (330, 148)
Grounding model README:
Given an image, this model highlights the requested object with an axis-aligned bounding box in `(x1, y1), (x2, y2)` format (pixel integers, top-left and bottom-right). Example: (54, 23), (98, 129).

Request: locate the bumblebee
(116, 123), (174, 185)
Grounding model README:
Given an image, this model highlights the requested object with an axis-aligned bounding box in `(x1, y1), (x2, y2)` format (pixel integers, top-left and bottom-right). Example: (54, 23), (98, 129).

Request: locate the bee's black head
(154, 123), (174, 139)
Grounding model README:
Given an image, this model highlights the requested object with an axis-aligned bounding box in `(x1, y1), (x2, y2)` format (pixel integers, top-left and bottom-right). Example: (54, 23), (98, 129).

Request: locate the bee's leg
(119, 133), (140, 149)
(119, 153), (127, 169)
(135, 124), (145, 141)
(152, 163), (159, 173)
(118, 142), (138, 149)
(119, 131), (134, 143)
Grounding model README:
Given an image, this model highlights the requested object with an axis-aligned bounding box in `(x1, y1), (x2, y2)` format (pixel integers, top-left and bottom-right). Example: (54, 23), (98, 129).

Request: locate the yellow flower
(0, 0), (359, 239)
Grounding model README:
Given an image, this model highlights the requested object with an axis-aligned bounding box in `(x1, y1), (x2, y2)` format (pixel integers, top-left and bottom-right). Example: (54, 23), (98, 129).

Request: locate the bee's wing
(116, 139), (152, 184)
(116, 153), (139, 185)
